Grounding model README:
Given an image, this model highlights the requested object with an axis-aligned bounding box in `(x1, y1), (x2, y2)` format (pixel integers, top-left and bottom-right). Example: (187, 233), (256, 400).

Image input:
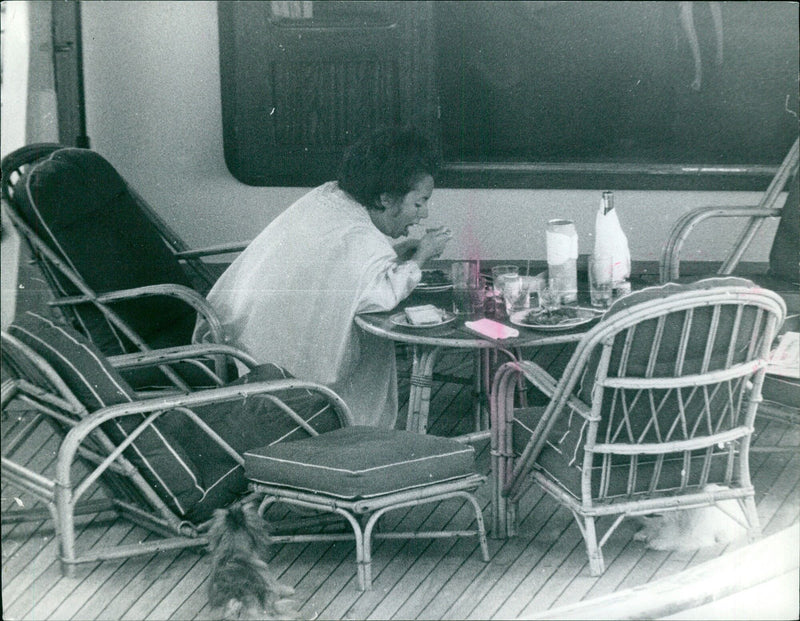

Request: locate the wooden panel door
(218, 1), (437, 186)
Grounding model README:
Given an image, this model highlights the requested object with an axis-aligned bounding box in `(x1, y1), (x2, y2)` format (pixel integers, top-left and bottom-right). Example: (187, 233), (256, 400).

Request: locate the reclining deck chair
(1, 144), (249, 389)
(489, 278), (785, 575)
(1, 312), (488, 590)
(660, 137), (799, 306)
(660, 137), (799, 424)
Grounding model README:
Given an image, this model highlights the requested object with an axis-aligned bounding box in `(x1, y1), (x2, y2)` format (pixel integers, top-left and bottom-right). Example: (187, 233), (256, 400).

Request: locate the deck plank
(49, 526), (153, 620)
(430, 493), (559, 620)
(488, 520), (585, 620)
(119, 550), (205, 621)
(43, 526), (150, 621)
(2, 509), (117, 618)
(537, 518), (642, 611)
(9, 515), (132, 621)
(431, 494), (568, 620)
(363, 502), (488, 620)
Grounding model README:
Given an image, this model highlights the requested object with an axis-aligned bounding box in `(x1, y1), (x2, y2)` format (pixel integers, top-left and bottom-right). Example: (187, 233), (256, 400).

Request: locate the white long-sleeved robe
(195, 182), (421, 427)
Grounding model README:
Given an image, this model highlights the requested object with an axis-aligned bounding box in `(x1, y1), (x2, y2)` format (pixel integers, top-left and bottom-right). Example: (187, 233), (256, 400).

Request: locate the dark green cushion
(8, 312), (205, 517)
(512, 406), (732, 501)
(762, 374), (800, 410)
(244, 426), (476, 500)
(576, 277), (763, 433)
(183, 363), (345, 520)
(8, 312), (351, 521)
(8, 313), (349, 521)
(17, 148), (195, 355)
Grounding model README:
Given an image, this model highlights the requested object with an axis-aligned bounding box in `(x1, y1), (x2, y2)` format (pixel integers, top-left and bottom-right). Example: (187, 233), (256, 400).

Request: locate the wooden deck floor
(3, 346), (799, 620)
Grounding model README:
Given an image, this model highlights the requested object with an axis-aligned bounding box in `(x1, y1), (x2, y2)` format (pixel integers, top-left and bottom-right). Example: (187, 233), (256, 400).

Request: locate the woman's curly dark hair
(337, 126), (440, 210)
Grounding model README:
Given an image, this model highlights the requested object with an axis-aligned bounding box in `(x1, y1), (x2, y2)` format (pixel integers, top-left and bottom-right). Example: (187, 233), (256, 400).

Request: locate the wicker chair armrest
(108, 343), (259, 391)
(107, 343), (258, 371)
(173, 241), (250, 259)
(660, 205), (781, 283)
(593, 425), (753, 455)
(50, 283), (225, 345)
(55, 378), (354, 504)
(516, 360), (592, 419)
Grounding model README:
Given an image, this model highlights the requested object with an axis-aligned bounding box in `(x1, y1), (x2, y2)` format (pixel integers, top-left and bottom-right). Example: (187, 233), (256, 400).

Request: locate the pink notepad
(463, 318), (519, 340)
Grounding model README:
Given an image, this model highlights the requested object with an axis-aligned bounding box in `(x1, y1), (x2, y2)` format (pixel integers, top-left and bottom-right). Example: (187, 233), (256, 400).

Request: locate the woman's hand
(393, 238), (420, 261)
(412, 227), (452, 266)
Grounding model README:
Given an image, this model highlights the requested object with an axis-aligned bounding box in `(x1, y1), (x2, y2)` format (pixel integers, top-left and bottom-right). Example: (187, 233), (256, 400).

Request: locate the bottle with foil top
(593, 191), (631, 298)
(546, 219), (578, 304)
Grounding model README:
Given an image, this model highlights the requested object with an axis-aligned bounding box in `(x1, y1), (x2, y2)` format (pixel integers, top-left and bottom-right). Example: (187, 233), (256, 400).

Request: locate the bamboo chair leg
(462, 492), (491, 561)
(491, 494), (517, 539)
(55, 484), (78, 577)
(491, 490), (508, 538)
(742, 496), (761, 542)
(506, 501), (518, 538)
(583, 516), (605, 576)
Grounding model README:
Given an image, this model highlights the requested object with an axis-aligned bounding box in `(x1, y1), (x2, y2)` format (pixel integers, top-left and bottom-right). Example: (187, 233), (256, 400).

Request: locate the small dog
(634, 484), (748, 551)
(207, 504), (299, 620)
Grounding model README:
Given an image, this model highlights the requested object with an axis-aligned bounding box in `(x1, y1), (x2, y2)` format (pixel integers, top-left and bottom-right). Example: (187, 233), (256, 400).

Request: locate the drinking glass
(588, 255), (613, 309)
(451, 261), (480, 289)
(499, 273), (530, 316)
(491, 265), (519, 297)
(451, 261), (485, 318)
(546, 220), (578, 305)
(452, 278), (486, 318)
(539, 287), (562, 313)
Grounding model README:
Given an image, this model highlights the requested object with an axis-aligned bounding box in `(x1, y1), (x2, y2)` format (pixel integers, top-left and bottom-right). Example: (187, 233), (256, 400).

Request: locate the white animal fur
(634, 484), (748, 551)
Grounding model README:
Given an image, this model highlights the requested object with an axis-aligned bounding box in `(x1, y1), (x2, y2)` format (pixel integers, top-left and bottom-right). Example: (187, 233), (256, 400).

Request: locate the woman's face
(382, 174), (435, 238)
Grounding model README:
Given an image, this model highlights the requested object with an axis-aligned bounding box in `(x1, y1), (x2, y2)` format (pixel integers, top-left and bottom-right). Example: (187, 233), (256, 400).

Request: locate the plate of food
(391, 305), (457, 329)
(415, 269), (453, 292)
(510, 306), (603, 331)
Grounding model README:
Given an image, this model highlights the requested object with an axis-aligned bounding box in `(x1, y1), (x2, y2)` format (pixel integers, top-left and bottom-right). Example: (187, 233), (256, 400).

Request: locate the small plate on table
(390, 310), (457, 329)
(415, 269), (453, 293)
(510, 307), (603, 331)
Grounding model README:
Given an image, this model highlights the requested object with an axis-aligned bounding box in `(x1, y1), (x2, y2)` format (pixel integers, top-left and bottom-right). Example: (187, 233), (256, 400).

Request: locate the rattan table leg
(408, 345), (441, 434)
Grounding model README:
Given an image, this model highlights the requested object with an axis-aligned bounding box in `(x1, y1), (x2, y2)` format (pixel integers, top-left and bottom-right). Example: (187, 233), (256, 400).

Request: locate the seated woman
(195, 127), (452, 427)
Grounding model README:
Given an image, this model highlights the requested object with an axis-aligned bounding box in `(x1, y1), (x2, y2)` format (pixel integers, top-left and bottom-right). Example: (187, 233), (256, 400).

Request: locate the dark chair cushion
(244, 426), (476, 500)
(762, 374), (800, 410)
(512, 406), (732, 501)
(9, 313), (347, 521)
(17, 148), (195, 355)
(575, 277), (764, 442)
(8, 312), (205, 517)
(182, 363), (345, 520)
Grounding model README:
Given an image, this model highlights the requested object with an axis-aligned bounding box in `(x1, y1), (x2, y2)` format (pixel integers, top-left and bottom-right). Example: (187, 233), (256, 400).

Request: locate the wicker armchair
(659, 137), (799, 425)
(0, 144), (249, 389)
(660, 138), (798, 298)
(489, 278), (785, 575)
(1, 311), (352, 575)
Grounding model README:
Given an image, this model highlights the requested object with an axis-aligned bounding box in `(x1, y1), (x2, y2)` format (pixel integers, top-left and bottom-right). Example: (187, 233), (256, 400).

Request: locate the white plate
(416, 270), (453, 292)
(415, 283), (454, 293)
(510, 307), (603, 331)
(390, 310), (457, 329)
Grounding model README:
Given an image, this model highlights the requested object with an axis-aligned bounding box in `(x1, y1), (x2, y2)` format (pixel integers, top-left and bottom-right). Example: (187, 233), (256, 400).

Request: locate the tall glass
(451, 261), (485, 319)
(588, 255), (613, 308)
(498, 273), (531, 316)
